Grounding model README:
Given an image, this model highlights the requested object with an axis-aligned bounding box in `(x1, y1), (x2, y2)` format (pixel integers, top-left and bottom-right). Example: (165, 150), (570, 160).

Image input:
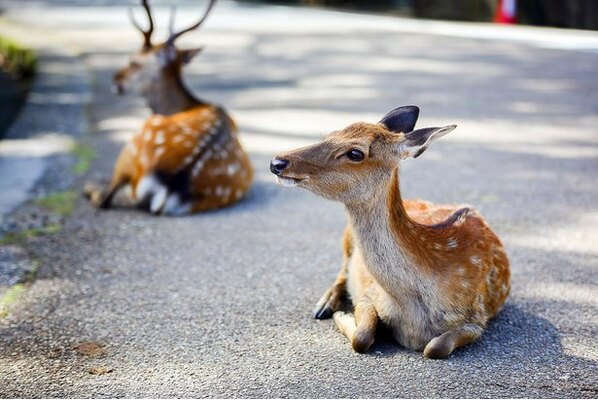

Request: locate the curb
(0, 18), (92, 299)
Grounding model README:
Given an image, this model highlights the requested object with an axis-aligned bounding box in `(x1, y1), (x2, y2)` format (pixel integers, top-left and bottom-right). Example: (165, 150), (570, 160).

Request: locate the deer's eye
(346, 149), (365, 162)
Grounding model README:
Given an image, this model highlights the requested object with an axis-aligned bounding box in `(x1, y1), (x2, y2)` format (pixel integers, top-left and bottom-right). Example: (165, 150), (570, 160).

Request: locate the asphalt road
(1, 0), (597, 397)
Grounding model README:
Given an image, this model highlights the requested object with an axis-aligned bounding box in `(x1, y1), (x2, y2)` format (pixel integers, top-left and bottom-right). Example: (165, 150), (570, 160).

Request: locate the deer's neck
(146, 72), (205, 115)
(345, 168), (444, 296)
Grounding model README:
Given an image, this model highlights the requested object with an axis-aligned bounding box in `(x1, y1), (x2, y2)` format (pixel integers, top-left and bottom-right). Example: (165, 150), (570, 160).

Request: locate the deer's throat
(147, 74), (203, 115)
(344, 169), (436, 295)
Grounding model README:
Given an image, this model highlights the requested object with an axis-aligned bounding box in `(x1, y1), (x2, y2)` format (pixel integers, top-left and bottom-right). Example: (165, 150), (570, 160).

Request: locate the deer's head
(113, 0), (216, 96)
(270, 106), (456, 204)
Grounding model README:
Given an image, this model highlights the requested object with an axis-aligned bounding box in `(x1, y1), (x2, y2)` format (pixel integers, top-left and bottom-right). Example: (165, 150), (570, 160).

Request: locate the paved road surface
(0, 0), (597, 397)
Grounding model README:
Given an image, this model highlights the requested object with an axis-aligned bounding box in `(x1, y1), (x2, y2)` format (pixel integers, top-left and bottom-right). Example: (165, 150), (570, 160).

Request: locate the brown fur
(273, 117), (510, 358)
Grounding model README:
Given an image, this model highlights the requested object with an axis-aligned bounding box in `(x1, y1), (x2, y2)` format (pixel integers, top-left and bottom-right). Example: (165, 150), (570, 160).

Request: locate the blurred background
(247, 0), (598, 29)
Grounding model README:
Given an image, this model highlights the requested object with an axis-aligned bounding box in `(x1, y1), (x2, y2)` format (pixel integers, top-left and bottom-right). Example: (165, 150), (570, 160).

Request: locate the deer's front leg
(333, 289), (379, 353)
(313, 226), (354, 319)
(313, 266), (347, 319)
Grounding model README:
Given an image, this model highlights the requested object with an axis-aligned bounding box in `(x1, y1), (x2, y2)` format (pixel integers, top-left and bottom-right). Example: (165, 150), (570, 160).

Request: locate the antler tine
(167, 0), (218, 45)
(140, 0), (155, 39)
(128, 0), (154, 49)
(168, 6), (177, 37)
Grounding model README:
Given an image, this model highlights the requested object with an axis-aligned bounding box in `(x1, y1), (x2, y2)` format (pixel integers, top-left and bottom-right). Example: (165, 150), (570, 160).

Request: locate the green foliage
(0, 284), (27, 318)
(72, 143), (96, 174)
(0, 224), (62, 246)
(0, 35), (36, 80)
(36, 190), (77, 216)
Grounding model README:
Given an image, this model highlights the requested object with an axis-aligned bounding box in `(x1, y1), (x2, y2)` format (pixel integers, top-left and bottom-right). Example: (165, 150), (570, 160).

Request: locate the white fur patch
(150, 186), (168, 214)
(447, 238), (458, 248)
(163, 193), (191, 216)
(276, 177), (299, 187)
(136, 175), (161, 201)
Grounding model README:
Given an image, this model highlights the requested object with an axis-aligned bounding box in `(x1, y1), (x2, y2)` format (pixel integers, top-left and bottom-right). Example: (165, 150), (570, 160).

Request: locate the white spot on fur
(470, 256), (482, 266)
(172, 135), (184, 143)
(227, 163), (239, 176)
(433, 243), (443, 250)
(143, 129), (152, 142)
(154, 146), (165, 161)
(235, 189), (243, 200)
(183, 156), (194, 165)
(215, 186), (223, 196)
(155, 130), (165, 145)
(447, 238), (458, 248)
(192, 160), (204, 178)
(151, 116), (164, 126)
(202, 122), (211, 130)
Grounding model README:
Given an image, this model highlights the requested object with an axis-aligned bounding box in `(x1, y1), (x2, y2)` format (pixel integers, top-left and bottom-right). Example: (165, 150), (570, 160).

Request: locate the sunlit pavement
(0, 0), (597, 397)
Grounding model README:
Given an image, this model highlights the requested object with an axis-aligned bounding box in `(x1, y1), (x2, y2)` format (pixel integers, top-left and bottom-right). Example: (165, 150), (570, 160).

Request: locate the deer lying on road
(270, 106), (510, 358)
(85, 0), (252, 215)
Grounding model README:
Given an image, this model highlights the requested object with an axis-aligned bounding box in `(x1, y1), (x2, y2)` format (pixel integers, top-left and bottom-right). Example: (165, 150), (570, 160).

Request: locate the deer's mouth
(276, 175), (308, 187)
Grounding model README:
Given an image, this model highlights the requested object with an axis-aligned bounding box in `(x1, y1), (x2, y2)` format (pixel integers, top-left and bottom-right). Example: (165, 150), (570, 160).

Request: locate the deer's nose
(270, 158), (289, 175)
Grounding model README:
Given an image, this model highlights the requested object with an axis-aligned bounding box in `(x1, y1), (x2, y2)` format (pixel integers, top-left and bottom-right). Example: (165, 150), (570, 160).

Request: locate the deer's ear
(379, 105), (420, 134)
(397, 125), (456, 159)
(179, 47), (203, 64)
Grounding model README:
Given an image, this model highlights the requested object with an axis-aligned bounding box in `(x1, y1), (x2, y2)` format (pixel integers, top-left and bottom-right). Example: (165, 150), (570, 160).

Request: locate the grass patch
(0, 224), (62, 246)
(72, 143), (96, 174)
(36, 190), (77, 216)
(0, 36), (36, 80)
(0, 283), (27, 318)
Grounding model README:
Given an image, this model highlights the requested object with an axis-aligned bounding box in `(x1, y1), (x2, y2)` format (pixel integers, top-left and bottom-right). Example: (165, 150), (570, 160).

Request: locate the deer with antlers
(270, 106), (510, 358)
(85, 0), (252, 215)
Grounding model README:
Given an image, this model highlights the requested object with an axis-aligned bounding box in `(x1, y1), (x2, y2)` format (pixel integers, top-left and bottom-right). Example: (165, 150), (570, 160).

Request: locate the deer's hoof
(313, 304), (334, 320)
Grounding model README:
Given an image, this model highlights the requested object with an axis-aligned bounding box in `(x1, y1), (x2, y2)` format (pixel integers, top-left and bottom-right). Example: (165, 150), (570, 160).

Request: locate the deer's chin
(276, 176), (307, 188)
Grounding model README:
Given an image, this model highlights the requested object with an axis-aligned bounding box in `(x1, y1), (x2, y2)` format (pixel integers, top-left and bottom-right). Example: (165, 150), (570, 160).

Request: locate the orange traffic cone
(494, 0), (517, 24)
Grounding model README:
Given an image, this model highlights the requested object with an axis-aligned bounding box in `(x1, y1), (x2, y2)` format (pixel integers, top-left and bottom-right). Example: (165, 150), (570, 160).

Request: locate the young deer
(85, 0), (252, 215)
(270, 106), (510, 358)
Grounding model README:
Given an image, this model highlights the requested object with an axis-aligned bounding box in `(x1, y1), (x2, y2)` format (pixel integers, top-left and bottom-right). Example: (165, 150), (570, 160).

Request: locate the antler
(167, 0), (218, 46)
(128, 0), (155, 49)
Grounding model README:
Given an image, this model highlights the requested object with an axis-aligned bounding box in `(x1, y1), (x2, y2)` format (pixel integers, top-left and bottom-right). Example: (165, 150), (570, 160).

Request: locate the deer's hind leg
(333, 289), (379, 353)
(313, 226), (354, 319)
(423, 324), (483, 359)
